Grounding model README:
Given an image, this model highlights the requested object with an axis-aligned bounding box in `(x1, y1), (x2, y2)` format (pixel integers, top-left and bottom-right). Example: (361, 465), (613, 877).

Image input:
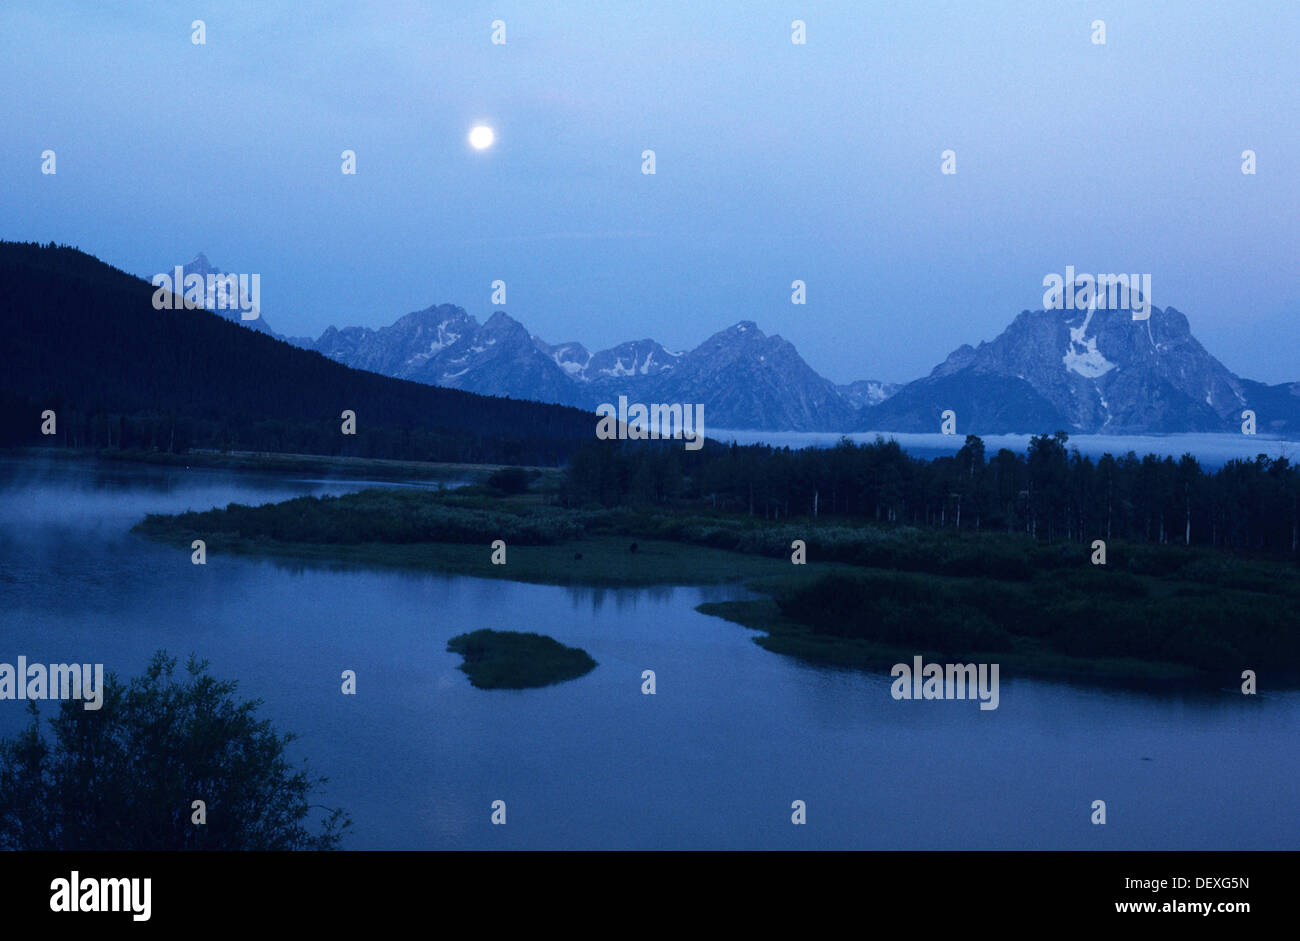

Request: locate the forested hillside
(0, 242), (596, 464)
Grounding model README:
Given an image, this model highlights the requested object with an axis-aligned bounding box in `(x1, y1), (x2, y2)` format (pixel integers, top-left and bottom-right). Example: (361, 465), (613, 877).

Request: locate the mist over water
(0, 459), (1294, 849)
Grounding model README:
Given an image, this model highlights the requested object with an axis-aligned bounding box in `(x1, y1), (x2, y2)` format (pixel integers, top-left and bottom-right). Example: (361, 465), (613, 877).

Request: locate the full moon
(469, 125), (495, 150)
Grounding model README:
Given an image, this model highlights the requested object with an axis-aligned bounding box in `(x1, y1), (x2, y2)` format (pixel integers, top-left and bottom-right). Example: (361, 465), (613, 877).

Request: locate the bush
(777, 573), (1013, 652)
(0, 652), (350, 850)
(486, 466), (531, 494)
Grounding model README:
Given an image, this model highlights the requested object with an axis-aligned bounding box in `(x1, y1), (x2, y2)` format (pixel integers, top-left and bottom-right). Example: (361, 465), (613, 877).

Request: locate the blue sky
(2, 0), (1297, 383)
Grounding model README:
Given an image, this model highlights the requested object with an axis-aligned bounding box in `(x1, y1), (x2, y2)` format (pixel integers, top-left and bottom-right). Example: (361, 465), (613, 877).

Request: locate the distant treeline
(561, 432), (1300, 554)
(0, 241), (595, 465)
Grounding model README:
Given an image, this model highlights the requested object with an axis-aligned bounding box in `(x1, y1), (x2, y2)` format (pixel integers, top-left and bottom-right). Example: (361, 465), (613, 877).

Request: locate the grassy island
(447, 630), (597, 689)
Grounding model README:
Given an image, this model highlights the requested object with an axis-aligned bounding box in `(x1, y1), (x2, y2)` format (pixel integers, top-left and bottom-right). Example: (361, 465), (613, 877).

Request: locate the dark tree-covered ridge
(0, 241), (596, 465)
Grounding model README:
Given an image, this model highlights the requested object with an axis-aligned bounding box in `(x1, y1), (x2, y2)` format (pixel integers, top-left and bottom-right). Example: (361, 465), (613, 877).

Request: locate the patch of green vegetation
(697, 549), (1300, 683)
(135, 487), (595, 546)
(131, 483), (1300, 589)
(133, 484), (1300, 684)
(774, 567), (1296, 671)
(133, 488), (822, 585)
(142, 532), (804, 587)
(696, 598), (1202, 684)
(446, 630), (597, 689)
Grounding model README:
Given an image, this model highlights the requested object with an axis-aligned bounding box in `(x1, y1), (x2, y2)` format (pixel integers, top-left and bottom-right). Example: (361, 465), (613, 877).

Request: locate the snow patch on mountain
(1063, 304), (1117, 378)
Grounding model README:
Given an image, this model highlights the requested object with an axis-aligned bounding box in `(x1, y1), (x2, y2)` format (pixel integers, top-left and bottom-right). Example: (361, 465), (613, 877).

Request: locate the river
(0, 457), (1293, 849)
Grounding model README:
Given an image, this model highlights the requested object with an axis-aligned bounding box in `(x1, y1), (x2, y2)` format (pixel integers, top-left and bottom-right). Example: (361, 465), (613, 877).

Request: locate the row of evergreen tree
(0, 395), (565, 466)
(561, 432), (1300, 554)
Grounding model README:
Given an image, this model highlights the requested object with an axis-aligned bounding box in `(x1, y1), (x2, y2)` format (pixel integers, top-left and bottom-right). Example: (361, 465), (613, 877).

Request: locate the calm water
(0, 458), (1294, 849)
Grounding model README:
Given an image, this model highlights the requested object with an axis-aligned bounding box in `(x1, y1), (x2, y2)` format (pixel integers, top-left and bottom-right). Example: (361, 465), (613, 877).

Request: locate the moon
(469, 125), (495, 150)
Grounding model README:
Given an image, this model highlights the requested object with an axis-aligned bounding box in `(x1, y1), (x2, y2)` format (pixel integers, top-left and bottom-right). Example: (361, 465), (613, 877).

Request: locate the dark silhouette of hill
(0, 241), (596, 464)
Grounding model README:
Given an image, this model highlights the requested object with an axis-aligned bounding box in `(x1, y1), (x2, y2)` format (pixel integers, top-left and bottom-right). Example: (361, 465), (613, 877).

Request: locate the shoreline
(132, 520), (1244, 689)
(696, 598), (1210, 689)
(0, 446), (561, 483)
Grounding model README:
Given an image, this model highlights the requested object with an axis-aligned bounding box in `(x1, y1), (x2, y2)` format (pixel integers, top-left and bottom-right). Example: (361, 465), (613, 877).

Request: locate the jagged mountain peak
(482, 310), (525, 332)
(533, 338), (593, 378)
(309, 303), (580, 406)
(395, 303), (473, 325)
(713, 320), (764, 339)
(180, 252), (225, 282)
(173, 252), (280, 338)
(585, 338), (681, 382)
(863, 299), (1250, 434)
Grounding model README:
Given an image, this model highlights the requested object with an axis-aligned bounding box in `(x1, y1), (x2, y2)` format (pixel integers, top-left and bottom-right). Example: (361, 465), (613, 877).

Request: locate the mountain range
(187, 254), (1300, 436)
(305, 305), (878, 431)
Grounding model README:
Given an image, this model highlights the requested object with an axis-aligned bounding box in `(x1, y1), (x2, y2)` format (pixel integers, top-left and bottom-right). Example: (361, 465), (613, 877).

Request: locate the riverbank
(144, 530), (805, 587)
(697, 594), (1202, 686)
(131, 485), (1300, 686)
